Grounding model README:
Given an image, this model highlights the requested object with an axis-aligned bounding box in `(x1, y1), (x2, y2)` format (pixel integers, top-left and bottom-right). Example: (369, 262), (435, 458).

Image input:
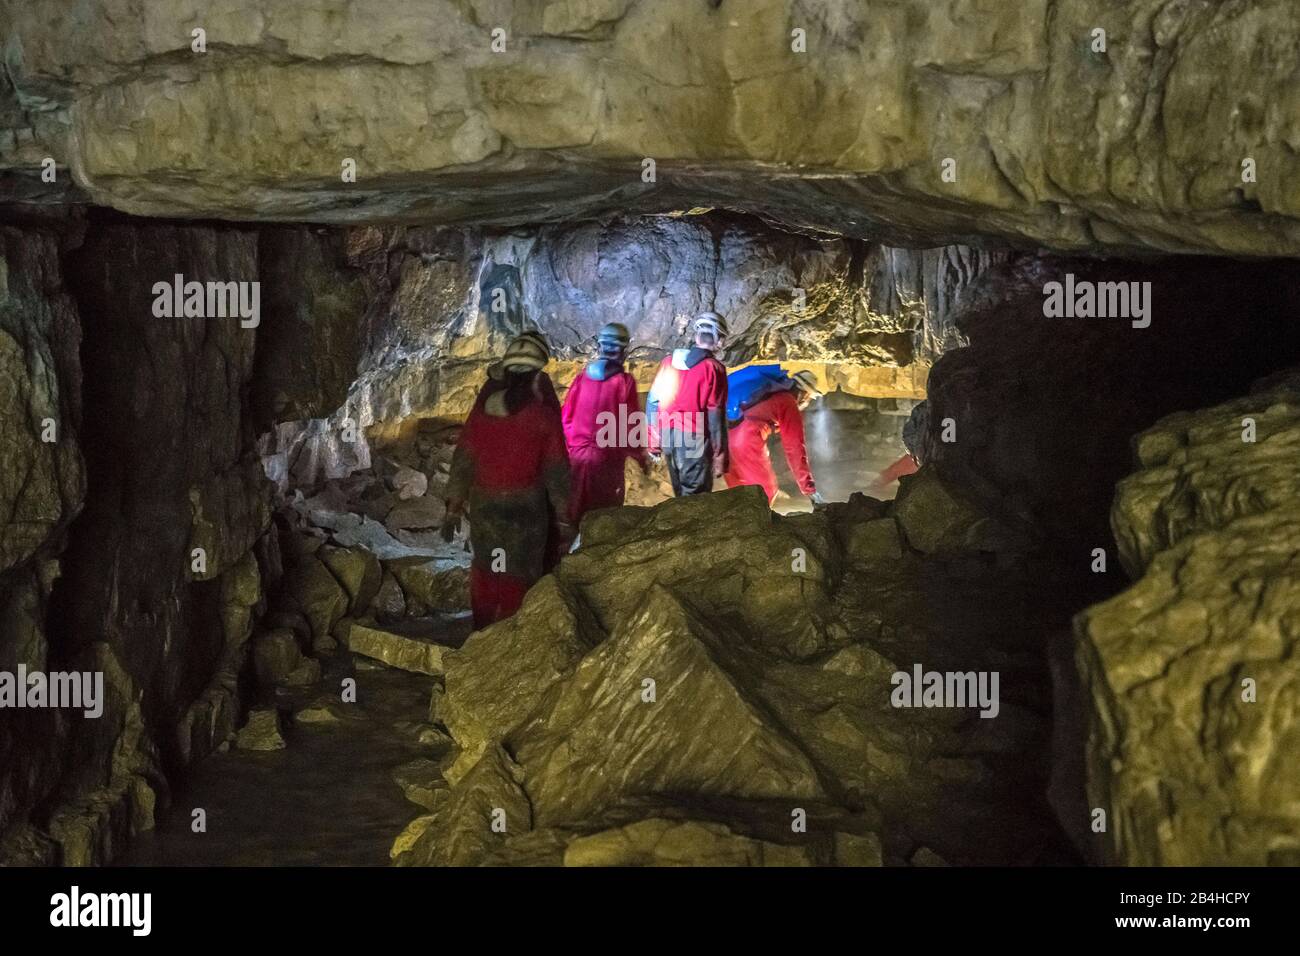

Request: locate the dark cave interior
(2, 206), (1298, 868)
(3, 0), (1300, 874)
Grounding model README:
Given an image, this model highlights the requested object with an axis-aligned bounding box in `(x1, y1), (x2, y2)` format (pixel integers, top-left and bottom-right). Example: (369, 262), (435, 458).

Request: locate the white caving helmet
(693, 311), (729, 343)
(790, 369), (823, 400)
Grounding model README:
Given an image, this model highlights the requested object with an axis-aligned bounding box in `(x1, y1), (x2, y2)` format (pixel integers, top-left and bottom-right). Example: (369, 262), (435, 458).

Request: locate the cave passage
(4, 202), (1300, 871)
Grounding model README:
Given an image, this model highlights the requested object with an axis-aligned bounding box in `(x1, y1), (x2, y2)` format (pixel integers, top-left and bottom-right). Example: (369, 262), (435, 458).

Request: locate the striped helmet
(596, 322), (630, 349)
(693, 311), (729, 340)
(790, 369), (823, 399)
(502, 331), (550, 372)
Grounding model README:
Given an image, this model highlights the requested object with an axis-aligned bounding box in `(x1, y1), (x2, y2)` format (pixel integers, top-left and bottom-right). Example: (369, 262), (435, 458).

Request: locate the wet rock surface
(396, 482), (1081, 866)
(1075, 371), (1300, 866)
(119, 660), (440, 866)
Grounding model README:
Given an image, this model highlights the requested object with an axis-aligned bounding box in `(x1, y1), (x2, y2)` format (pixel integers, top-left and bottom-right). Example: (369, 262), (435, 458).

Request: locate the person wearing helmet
(561, 322), (649, 527)
(442, 331), (571, 629)
(647, 311), (730, 496)
(723, 367), (826, 507)
(485, 329), (562, 415)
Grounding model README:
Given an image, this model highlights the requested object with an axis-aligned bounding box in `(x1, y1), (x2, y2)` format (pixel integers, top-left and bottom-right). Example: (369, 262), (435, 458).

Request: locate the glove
(439, 508), (463, 543)
(809, 491), (828, 509)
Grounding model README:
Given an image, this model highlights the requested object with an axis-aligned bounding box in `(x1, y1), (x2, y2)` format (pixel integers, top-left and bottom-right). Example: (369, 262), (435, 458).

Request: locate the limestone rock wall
(348, 215), (996, 372)
(0, 218), (286, 865)
(264, 215), (988, 489)
(5, 1), (1300, 256)
(0, 226), (85, 581)
(250, 226), (369, 428)
(1075, 371), (1300, 865)
(0, 224), (87, 862)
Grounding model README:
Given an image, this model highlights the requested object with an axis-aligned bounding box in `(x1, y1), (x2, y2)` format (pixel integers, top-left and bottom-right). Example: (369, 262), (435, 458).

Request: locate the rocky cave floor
(119, 464), (1103, 868)
(119, 402), (931, 867)
(118, 658), (445, 866)
(87, 322), (1300, 869)
(6, 209), (1299, 868)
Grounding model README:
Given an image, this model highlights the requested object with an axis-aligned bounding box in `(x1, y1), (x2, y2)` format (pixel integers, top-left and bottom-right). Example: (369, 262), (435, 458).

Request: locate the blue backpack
(726, 364), (791, 424)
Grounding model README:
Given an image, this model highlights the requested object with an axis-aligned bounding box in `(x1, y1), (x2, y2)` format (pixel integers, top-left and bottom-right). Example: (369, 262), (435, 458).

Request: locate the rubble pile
(393, 476), (1077, 866)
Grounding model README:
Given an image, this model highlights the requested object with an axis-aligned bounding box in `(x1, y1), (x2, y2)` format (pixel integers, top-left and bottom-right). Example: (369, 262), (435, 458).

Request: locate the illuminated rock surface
(396, 483), (1076, 866)
(346, 622), (449, 677)
(2, 4), (1299, 868)
(1075, 371), (1300, 866)
(7, 1), (1300, 256)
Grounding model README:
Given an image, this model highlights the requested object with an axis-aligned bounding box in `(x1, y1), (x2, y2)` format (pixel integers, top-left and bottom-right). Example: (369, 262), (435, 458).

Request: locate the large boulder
(1077, 505), (1300, 865)
(346, 621), (449, 676)
(892, 468), (1027, 555)
(560, 485), (838, 660)
(1111, 372), (1300, 576)
(318, 545), (382, 616)
(282, 554), (349, 646)
(508, 586), (828, 829)
(1075, 372), (1300, 865)
(398, 484), (1067, 866)
(252, 629), (303, 686)
(384, 556), (470, 613)
(394, 744), (532, 867)
(440, 576), (603, 784)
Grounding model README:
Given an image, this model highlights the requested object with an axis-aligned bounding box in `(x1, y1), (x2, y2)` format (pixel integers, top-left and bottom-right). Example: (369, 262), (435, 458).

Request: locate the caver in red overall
(648, 348), (729, 496)
(561, 358), (647, 526)
(724, 389), (816, 503)
(446, 372), (570, 629)
(870, 453), (919, 496)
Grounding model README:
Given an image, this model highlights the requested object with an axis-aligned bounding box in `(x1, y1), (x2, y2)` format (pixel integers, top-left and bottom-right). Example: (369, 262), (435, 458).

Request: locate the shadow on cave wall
(920, 254), (1300, 565)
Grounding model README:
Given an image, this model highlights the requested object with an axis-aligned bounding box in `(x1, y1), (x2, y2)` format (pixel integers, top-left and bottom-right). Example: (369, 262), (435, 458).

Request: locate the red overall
(447, 376), (569, 629)
(648, 350), (729, 495)
(870, 453), (919, 495)
(724, 389), (815, 504)
(561, 364), (646, 526)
